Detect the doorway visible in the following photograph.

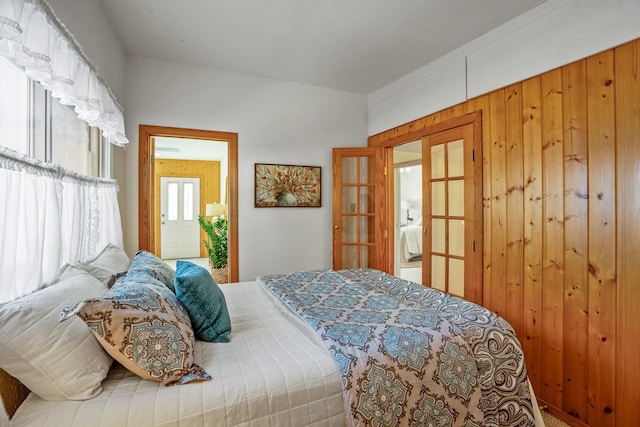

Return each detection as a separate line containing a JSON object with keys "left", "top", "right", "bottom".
{"left": 393, "top": 140, "right": 423, "bottom": 283}
{"left": 138, "top": 125, "right": 239, "bottom": 283}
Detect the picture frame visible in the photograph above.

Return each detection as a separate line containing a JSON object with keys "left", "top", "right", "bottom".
{"left": 254, "top": 163, "right": 321, "bottom": 207}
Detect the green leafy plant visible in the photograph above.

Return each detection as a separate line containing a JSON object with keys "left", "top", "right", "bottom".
{"left": 197, "top": 215, "right": 228, "bottom": 269}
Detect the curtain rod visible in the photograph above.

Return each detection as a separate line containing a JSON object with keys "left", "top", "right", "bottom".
{"left": 0, "top": 145, "right": 119, "bottom": 189}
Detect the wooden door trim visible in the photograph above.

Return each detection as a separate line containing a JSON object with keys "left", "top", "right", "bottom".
{"left": 369, "top": 112, "right": 481, "bottom": 148}
{"left": 138, "top": 124, "right": 239, "bottom": 282}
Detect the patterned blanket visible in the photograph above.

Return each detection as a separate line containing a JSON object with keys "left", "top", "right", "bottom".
{"left": 257, "top": 269, "right": 535, "bottom": 427}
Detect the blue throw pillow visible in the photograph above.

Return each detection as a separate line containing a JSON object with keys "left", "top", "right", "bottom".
{"left": 174, "top": 261, "right": 231, "bottom": 342}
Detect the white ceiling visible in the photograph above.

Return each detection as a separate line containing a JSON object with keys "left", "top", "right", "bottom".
{"left": 99, "top": 0, "right": 548, "bottom": 94}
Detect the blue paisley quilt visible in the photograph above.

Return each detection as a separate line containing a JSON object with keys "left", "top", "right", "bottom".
{"left": 257, "top": 269, "right": 536, "bottom": 427}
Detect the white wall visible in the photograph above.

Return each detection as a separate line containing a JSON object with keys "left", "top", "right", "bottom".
{"left": 368, "top": 0, "right": 640, "bottom": 135}
{"left": 124, "top": 56, "right": 368, "bottom": 280}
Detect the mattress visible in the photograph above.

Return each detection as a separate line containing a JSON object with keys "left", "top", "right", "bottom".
{"left": 10, "top": 282, "right": 345, "bottom": 427}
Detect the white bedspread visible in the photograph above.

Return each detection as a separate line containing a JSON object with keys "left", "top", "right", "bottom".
{"left": 10, "top": 282, "right": 345, "bottom": 427}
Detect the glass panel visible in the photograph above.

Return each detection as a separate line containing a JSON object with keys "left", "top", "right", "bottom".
{"left": 359, "top": 186, "right": 374, "bottom": 213}
{"left": 359, "top": 247, "right": 369, "bottom": 268}
{"left": 447, "top": 139, "right": 464, "bottom": 177}
{"left": 449, "top": 258, "right": 465, "bottom": 297}
{"left": 359, "top": 156, "right": 373, "bottom": 183}
{"left": 342, "top": 246, "right": 358, "bottom": 269}
{"left": 0, "top": 56, "right": 29, "bottom": 155}
{"left": 342, "top": 187, "right": 357, "bottom": 213}
{"left": 448, "top": 180, "right": 464, "bottom": 216}
{"left": 342, "top": 157, "right": 357, "bottom": 183}
{"left": 52, "top": 99, "right": 91, "bottom": 175}
{"left": 432, "top": 256, "right": 446, "bottom": 291}
{"left": 359, "top": 217, "right": 374, "bottom": 243}
{"left": 167, "top": 183, "right": 178, "bottom": 221}
{"left": 449, "top": 219, "right": 465, "bottom": 257}
{"left": 431, "top": 144, "right": 445, "bottom": 179}
{"left": 30, "top": 82, "right": 46, "bottom": 161}
{"left": 342, "top": 216, "right": 357, "bottom": 243}
{"left": 183, "top": 183, "right": 194, "bottom": 220}
{"left": 432, "top": 218, "right": 446, "bottom": 253}
{"left": 432, "top": 181, "right": 445, "bottom": 216}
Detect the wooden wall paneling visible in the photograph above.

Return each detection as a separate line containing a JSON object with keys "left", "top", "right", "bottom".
{"left": 586, "top": 50, "right": 617, "bottom": 426}
{"left": 521, "top": 76, "right": 544, "bottom": 394}
{"left": 471, "top": 95, "right": 493, "bottom": 313}
{"left": 505, "top": 83, "right": 525, "bottom": 336}
{"left": 614, "top": 39, "right": 640, "bottom": 427}
{"left": 561, "top": 59, "right": 589, "bottom": 422}
{"left": 368, "top": 38, "right": 640, "bottom": 425}
{"left": 488, "top": 89, "right": 507, "bottom": 317}
{"left": 540, "top": 69, "right": 565, "bottom": 408}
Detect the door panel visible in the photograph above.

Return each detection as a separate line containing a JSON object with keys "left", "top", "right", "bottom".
{"left": 160, "top": 177, "right": 201, "bottom": 259}
{"left": 332, "top": 147, "right": 384, "bottom": 270}
{"left": 422, "top": 124, "right": 481, "bottom": 302}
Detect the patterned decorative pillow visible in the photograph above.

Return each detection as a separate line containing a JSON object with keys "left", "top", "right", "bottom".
{"left": 60, "top": 270, "right": 211, "bottom": 385}
{"left": 128, "top": 250, "right": 176, "bottom": 292}
{"left": 175, "top": 261, "right": 231, "bottom": 342}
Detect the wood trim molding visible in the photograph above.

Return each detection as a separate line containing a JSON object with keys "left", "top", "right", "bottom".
{"left": 368, "top": 111, "right": 481, "bottom": 148}
{"left": 138, "top": 125, "right": 239, "bottom": 282}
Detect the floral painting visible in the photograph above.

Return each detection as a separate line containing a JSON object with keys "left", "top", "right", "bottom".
{"left": 255, "top": 163, "right": 321, "bottom": 207}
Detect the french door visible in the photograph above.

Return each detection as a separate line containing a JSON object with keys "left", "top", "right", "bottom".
{"left": 332, "top": 147, "right": 384, "bottom": 270}
{"left": 422, "top": 124, "right": 482, "bottom": 303}
{"left": 332, "top": 115, "right": 482, "bottom": 304}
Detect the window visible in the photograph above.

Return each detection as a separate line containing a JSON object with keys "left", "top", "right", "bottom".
{"left": 0, "top": 56, "right": 29, "bottom": 155}
{"left": 0, "top": 56, "right": 107, "bottom": 177}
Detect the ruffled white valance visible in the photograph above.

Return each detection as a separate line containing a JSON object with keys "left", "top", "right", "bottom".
{"left": 0, "top": 0, "right": 128, "bottom": 146}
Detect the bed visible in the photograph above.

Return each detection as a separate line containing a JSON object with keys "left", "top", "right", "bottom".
{"left": 1, "top": 248, "right": 544, "bottom": 426}
{"left": 399, "top": 225, "right": 423, "bottom": 263}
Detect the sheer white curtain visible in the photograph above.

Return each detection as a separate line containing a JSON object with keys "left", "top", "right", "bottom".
{"left": 0, "top": 0, "right": 128, "bottom": 146}
{"left": 0, "top": 146, "right": 123, "bottom": 302}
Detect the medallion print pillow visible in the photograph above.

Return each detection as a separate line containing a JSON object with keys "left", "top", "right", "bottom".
{"left": 60, "top": 270, "right": 211, "bottom": 385}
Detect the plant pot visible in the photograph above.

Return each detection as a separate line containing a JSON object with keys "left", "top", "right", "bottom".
{"left": 211, "top": 266, "right": 228, "bottom": 284}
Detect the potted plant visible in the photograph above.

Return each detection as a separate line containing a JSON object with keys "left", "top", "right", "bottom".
{"left": 197, "top": 215, "right": 228, "bottom": 283}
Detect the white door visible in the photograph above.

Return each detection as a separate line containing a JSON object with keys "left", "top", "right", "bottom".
{"left": 160, "top": 177, "right": 201, "bottom": 259}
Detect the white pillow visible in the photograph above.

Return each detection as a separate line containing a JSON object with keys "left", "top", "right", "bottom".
{"left": 72, "top": 244, "right": 131, "bottom": 287}
{"left": 0, "top": 266, "right": 113, "bottom": 400}
{"left": 80, "top": 244, "right": 130, "bottom": 274}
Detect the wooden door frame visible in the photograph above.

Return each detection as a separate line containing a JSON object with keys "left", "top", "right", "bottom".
{"left": 370, "top": 111, "right": 483, "bottom": 304}
{"left": 138, "top": 124, "right": 239, "bottom": 283}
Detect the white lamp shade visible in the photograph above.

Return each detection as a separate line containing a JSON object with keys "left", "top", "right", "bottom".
{"left": 206, "top": 203, "right": 226, "bottom": 217}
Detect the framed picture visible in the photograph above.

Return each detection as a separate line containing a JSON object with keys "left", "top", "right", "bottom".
{"left": 255, "top": 163, "right": 321, "bottom": 207}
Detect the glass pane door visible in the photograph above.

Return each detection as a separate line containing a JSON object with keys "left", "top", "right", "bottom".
{"left": 332, "top": 147, "right": 382, "bottom": 270}
{"left": 423, "top": 126, "right": 476, "bottom": 299}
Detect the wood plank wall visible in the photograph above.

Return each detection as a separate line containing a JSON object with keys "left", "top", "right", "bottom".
{"left": 368, "top": 38, "right": 640, "bottom": 427}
